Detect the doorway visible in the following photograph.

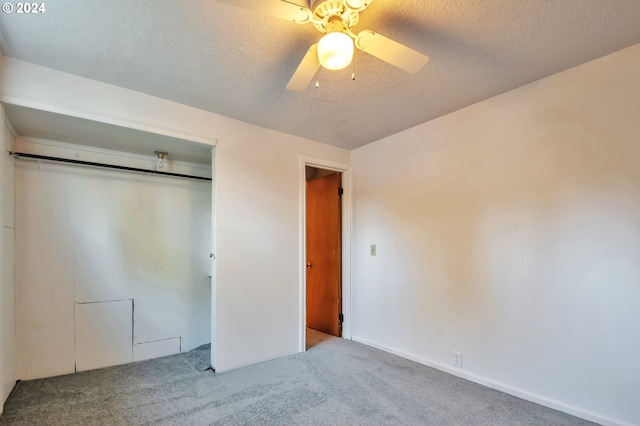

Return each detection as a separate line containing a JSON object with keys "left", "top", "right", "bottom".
{"left": 305, "top": 167, "right": 342, "bottom": 348}
{"left": 299, "top": 157, "right": 352, "bottom": 353}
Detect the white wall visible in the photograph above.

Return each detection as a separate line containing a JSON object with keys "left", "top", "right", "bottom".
{"left": 0, "top": 109, "right": 17, "bottom": 413}
{"left": 0, "top": 57, "right": 351, "bottom": 373}
{"left": 214, "top": 131, "right": 350, "bottom": 372}
{"left": 352, "top": 44, "right": 640, "bottom": 426}
{"left": 15, "top": 139, "right": 212, "bottom": 379}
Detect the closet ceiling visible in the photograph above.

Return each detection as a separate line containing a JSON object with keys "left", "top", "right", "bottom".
{"left": 4, "top": 105, "right": 213, "bottom": 165}
{"left": 1, "top": 1, "right": 640, "bottom": 149}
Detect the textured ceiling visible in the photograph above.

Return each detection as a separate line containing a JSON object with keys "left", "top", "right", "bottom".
{"left": 1, "top": 0, "right": 639, "bottom": 150}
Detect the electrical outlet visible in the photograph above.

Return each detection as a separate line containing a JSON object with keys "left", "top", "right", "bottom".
{"left": 370, "top": 244, "right": 377, "bottom": 256}
{"left": 453, "top": 351, "right": 462, "bottom": 368}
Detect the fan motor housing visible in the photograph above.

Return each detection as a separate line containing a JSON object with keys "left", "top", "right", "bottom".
{"left": 311, "top": 0, "right": 360, "bottom": 33}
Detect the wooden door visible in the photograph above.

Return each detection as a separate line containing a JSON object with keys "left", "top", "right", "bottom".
{"left": 306, "top": 172, "right": 342, "bottom": 337}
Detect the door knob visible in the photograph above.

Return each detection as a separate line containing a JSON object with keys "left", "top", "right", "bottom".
{"left": 306, "top": 263, "right": 312, "bottom": 269}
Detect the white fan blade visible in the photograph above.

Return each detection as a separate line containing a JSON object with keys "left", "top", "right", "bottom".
{"left": 355, "top": 30, "right": 429, "bottom": 73}
{"left": 215, "top": 0, "right": 312, "bottom": 23}
{"left": 287, "top": 44, "right": 320, "bottom": 91}
{"left": 344, "top": 0, "right": 374, "bottom": 12}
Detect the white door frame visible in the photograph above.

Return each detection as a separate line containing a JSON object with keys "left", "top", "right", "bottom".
{"left": 299, "top": 155, "right": 352, "bottom": 352}
{"left": 210, "top": 147, "right": 217, "bottom": 371}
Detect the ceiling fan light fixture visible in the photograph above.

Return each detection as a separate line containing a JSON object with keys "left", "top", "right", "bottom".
{"left": 317, "top": 31, "right": 354, "bottom": 70}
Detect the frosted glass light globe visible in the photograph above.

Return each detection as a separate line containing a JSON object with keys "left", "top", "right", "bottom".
{"left": 317, "top": 32, "right": 354, "bottom": 70}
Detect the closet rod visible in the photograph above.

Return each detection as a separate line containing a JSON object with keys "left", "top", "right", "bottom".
{"left": 8, "top": 151, "right": 212, "bottom": 182}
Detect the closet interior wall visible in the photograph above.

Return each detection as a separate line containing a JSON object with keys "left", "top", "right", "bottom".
{"left": 14, "top": 137, "right": 212, "bottom": 380}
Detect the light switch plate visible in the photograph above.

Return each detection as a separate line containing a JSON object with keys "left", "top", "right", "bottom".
{"left": 370, "top": 244, "right": 376, "bottom": 256}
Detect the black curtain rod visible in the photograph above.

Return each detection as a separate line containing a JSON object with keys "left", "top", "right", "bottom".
{"left": 9, "top": 152, "right": 212, "bottom": 182}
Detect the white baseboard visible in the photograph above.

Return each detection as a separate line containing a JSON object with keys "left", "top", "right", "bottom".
{"left": 352, "top": 335, "right": 632, "bottom": 426}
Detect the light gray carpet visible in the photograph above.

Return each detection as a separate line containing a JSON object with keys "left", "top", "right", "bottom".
{"left": 1, "top": 332, "right": 597, "bottom": 425}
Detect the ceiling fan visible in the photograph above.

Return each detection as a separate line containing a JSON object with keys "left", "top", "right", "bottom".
{"left": 215, "top": 0, "right": 429, "bottom": 91}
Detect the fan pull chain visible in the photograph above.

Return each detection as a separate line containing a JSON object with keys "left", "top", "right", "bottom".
{"left": 352, "top": 53, "right": 356, "bottom": 81}
{"left": 315, "top": 54, "right": 320, "bottom": 89}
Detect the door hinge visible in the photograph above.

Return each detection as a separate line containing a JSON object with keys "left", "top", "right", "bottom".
{"left": 338, "top": 187, "right": 344, "bottom": 197}
{"left": 339, "top": 313, "right": 344, "bottom": 323}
